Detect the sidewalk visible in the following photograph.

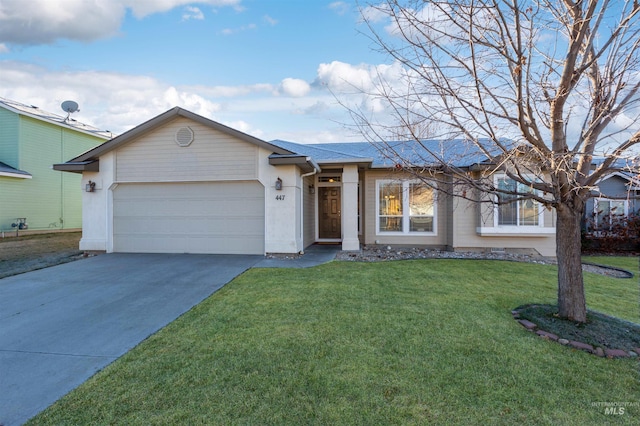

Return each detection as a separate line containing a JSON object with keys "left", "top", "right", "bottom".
{"left": 254, "top": 244, "right": 341, "bottom": 268}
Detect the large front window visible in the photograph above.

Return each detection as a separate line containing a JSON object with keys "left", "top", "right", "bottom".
{"left": 496, "top": 176, "right": 540, "bottom": 226}
{"left": 377, "top": 180, "right": 435, "bottom": 234}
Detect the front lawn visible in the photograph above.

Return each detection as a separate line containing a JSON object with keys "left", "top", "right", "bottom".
{"left": 32, "top": 260, "right": 639, "bottom": 424}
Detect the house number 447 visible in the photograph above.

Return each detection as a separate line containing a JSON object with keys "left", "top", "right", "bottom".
{"left": 276, "top": 195, "right": 285, "bottom": 200}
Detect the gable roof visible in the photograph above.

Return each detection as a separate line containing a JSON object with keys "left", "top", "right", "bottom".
{"left": 0, "top": 97, "right": 112, "bottom": 139}
{"left": 52, "top": 105, "right": 511, "bottom": 174}
{"left": 54, "top": 107, "right": 299, "bottom": 173}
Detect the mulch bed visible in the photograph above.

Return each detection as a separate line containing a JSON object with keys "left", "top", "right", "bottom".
{"left": 513, "top": 304, "right": 640, "bottom": 358}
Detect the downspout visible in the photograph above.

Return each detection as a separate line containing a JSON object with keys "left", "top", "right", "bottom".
{"left": 299, "top": 158, "right": 318, "bottom": 254}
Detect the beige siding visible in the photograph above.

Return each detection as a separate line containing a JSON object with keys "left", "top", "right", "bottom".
{"left": 361, "top": 169, "right": 556, "bottom": 256}
{"left": 452, "top": 191, "right": 556, "bottom": 257}
{"left": 115, "top": 117, "right": 258, "bottom": 182}
{"left": 362, "top": 170, "right": 447, "bottom": 247}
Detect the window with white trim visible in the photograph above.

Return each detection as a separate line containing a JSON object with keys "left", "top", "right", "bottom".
{"left": 594, "top": 198, "right": 627, "bottom": 230}
{"left": 377, "top": 180, "right": 436, "bottom": 234}
{"left": 495, "top": 176, "right": 541, "bottom": 227}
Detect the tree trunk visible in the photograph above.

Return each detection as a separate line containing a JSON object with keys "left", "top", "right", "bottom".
{"left": 555, "top": 203, "right": 587, "bottom": 323}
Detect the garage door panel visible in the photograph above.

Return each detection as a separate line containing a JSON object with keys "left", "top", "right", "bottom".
{"left": 113, "top": 182, "right": 265, "bottom": 254}
{"left": 114, "top": 215, "right": 264, "bottom": 234}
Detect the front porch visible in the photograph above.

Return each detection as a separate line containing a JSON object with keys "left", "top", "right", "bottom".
{"left": 306, "top": 164, "right": 361, "bottom": 252}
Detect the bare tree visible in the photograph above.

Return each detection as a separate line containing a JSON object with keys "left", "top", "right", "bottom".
{"left": 351, "top": 0, "right": 640, "bottom": 322}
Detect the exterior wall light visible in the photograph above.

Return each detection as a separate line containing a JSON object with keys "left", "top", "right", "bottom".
{"left": 275, "top": 177, "right": 283, "bottom": 190}
{"left": 308, "top": 184, "right": 315, "bottom": 194}
{"left": 86, "top": 180, "right": 96, "bottom": 192}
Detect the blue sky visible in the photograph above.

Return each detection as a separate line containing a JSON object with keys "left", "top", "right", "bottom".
{"left": 0, "top": 0, "right": 390, "bottom": 142}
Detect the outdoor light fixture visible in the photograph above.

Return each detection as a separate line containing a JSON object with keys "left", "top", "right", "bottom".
{"left": 308, "top": 184, "right": 315, "bottom": 194}
{"left": 275, "top": 177, "right": 283, "bottom": 190}
{"left": 85, "top": 180, "right": 96, "bottom": 192}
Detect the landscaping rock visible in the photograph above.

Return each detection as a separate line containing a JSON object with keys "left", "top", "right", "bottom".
{"left": 558, "top": 338, "right": 569, "bottom": 345}
{"left": 629, "top": 351, "right": 638, "bottom": 357}
{"left": 335, "top": 247, "right": 633, "bottom": 277}
{"left": 569, "top": 340, "right": 594, "bottom": 352}
{"left": 536, "top": 330, "right": 558, "bottom": 341}
{"left": 518, "top": 319, "right": 537, "bottom": 330}
{"left": 605, "top": 348, "right": 629, "bottom": 358}
{"left": 595, "top": 347, "right": 605, "bottom": 357}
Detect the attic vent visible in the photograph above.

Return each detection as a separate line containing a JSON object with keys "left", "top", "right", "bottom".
{"left": 175, "top": 126, "right": 194, "bottom": 147}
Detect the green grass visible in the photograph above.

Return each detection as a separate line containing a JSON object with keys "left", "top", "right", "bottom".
{"left": 32, "top": 260, "right": 640, "bottom": 425}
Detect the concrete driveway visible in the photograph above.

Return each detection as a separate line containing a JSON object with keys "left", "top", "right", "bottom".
{"left": 0, "top": 253, "right": 261, "bottom": 426}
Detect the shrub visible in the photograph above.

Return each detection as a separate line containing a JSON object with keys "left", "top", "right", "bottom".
{"left": 582, "top": 210, "right": 640, "bottom": 253}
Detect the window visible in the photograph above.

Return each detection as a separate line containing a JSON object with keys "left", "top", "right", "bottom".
{"left": 594, "top": 199, "right": 627, "bottom": 230}
{"left": 496, "top": 176, "right": 541, "bottom": 227}
{"left": 377, "top": 180, "right": 436, "bottom": 234}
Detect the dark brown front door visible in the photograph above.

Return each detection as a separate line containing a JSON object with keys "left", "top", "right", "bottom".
{"left": 319, "top": 187, "right": 341, "bottom": 239}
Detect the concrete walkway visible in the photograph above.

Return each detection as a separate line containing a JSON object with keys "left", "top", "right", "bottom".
{"left": 254, "top": 244, "right": 341, "bottom": 268}
{"left": 0, "top": 247, "right": 339, "bottom": 425}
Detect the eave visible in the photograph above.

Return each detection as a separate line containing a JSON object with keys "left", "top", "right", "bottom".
{"left": 0, "top": 161, "right": 32, "bottom": 179}
{"left": 0, "top": 171, "right": 32, "bottom": 179}
{"left": 317, "top": 158, "right": 373, "bottom": 168}
{"left": 269, "top": 154, "right": 320, "bottom": 174}
{"left": 53, "top": 160, "right": 99, "bottom": 173}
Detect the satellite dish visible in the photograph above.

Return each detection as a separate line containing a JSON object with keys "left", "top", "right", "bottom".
{"left": 61, "top": 100, "right": 79, "bottom": 114}
{"left": 61, "top": 100, "right": 80, "bottom": 122}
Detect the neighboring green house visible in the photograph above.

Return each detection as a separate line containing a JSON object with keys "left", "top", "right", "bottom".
{"left": 0, "top": 97, "right": 111, "bottom": 235}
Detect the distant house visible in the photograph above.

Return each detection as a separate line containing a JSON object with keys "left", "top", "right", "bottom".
{"left": 55, "top": 107, "right": 558, "bottom": 256}
{"left": 0, "top": 97, "right": 111, "bottom": 235}
{"left": 583, "top": 168, "right": 640, "bottom": 237}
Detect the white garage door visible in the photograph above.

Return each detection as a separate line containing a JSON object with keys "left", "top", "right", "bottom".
{"left": 113, "top": 181, "right": 264, "bottom": 254}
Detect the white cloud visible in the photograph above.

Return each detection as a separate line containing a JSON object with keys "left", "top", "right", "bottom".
{"left": 329, "top": 2, "right": 350, "bottom": 16}
{"left": 0, "top": 61, "right": 222, "bottom": 134}
{"left": 0, "top": 43, "right": 8, "bottom": 53}
{"left": 125, "top": 0, "right": 242, "bottom": 19}
{"left": 0, "top": 0, "right": 125, "bottom": 45}
{"left": 359, "top": 4, "right": 390, "bottom": 24}
{"left": 280, "top": 78, "right": 311, "bottom": 97}
{"left": 0, "top": 0, "right": 242, "bottom": 45}
{"left": 221, "top": 23, "right": 257, "bottom": 35}
{"left": 0, "top": 58, "right": 385, "bottom": 143}
{"left": 263, "top": 15, "right": 278, "bottom": 26}
{"left": 182, "top": 6, "right": 205, "bottom": 21}
{"left": 316, "top": 60, "right": 405, "bottom": 94}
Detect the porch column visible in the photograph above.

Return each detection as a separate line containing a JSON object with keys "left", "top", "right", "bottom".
{"left": 342, "top": 164, "right": 360, "bottom": 251}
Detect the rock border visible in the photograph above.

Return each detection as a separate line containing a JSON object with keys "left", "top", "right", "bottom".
{"left": 511, "top": 308, "right": 640, "bottom": 359}
{"left": 335, "top": 247, "right": 634, "bottom": 278}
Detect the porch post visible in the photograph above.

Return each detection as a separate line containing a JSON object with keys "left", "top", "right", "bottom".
{"left": 341, "top": 165, "right": 360, "bottom": 251}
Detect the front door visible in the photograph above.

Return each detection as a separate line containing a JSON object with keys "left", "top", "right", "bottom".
{"left": 319, "top": 186, "right": 341, "bottom": 239}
